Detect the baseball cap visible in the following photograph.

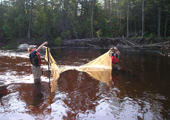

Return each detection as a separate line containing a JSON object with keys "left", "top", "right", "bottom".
{"left": 27, "top": 45, "right": 37, "bottom": 52}
{"left": 114, "top": 47, "right": 117, "bottom": 50}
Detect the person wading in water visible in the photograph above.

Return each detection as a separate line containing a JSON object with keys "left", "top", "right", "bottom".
{"left": 110, "top": 47, "right": 121, "bottom": 70}
{"left": 28, "top": 41, "right": 48, "bottom": 84}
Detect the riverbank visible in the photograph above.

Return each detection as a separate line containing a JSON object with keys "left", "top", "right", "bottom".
{"left": 1, "top": 37, "right": 170, "bottom": 50}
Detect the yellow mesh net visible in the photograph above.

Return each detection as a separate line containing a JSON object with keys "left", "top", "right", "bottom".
{"left": 78, "top": 49, "right": 112, "bottom": 70}
{"left": 45, "top": 48, "right": 112, "bottom": 86}
{"left": 45, "top": 48, "right": 113, "bottom": 104}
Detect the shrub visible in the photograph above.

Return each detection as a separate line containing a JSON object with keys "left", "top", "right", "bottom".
{"left": 96, "top": 29, "right": 103, "bottom": 38}
{"left": 55, "top": 37, "right": 62, "bottom": 45}
{"left": 61, "top": 30, "right": 71, "bottom": 39}
{"left": 149, "top": 33, "right": 154, "bottom": 39}
{"left": 1, "top": 39, "right": 19, "bottom": 50}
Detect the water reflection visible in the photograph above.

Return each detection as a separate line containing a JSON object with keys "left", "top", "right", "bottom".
{"left": 48, "top": 68, "right": 113, "bottom": 102}
{"left": 57, "top": 70, "right": 101, "bottom": 118}
{"left": 46, "top": 70, "right": 59, "bottom": 104}
{"left": 111, "top": 70, "right": 119, "bottom": 88}
{"left": 29, "top": 82, "right": 43, "bottom": 109}
{"left": 0, "top": 48, "right": 170, "bottom": 119}
{"left": 47, "top": 67, "right": 141, "bottom": 119}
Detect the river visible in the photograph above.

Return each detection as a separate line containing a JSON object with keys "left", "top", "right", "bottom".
{"left": 0, "top": 48, "right": 170, "bottom": 120}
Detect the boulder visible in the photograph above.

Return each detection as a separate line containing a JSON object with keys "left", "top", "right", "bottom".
{"left": 18, "top": 44, "right": 29, "bottom": 51}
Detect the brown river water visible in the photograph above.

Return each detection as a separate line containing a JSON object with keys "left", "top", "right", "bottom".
{"left": 0, "top": 48, "right": 170, "bottom": 120}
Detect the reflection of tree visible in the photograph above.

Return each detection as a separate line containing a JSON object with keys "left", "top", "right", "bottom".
{"left": 45, "top": 68, "right": 115, "bottom": 119}
{"left": 137, "top": 100, "right": 148, "bottom": 120}
{"left": 45, "top": 48, "right": 113, "bottom": 106}
{"left": 45, "top": 48, "right": 170, "bottom": 119}
{"left": 47, "top": 67, "right": 113, "bottom": 103}
{"left": 57, "top": 70, "right": 100, "bottom": 117}
{"left": 8, "top": 82, "right": 51, "bottom": 114}
{"left": 0, "top": 87, "right": 9, "bottom": 109}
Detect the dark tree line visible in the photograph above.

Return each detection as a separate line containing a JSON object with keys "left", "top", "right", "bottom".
{"left": 0, "top": 0, "right": 170, "bottom": 42}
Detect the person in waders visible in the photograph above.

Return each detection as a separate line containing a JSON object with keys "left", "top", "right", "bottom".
{"left": 28, "top": 42, "right": 48, "bottom": 84}
{"left": 110, "top": 47, "right": 121, "bottom": 70}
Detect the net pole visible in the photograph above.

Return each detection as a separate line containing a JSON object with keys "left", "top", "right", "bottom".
{"left": 47, "top": 47, "right": 51, "bottom": 104}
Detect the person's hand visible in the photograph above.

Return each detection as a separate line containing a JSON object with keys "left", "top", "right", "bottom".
{"left": 43, "top": 46, "right": 47, "bottom": 49}
{"left": 44, "top": 41, "right": 48, "bottom": 45}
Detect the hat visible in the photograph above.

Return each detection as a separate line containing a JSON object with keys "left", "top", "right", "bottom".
{"left": 27, "top": 45, "right": 37, "bottom": 52}
{"left": 114, "top": 47, "right": 117, "bottom": 50}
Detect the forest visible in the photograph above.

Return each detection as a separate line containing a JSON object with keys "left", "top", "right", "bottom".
{"left": 0, "top": 0, "right": 170, "bottom": 47}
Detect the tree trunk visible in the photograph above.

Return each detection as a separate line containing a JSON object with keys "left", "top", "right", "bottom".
{"left": 84, "top": 0, "right": 88, "bottom": 21}
{"left": 127, "top": 2, "right": 129, "bottom": 38}
{"left": 164, "top": 12, "right": 168, "bottom": 37}
{"left": 27, "top": 0, "right": 33, "bottom": 39}
{"left": 142, "top": 0, "right": 144, "bottom": 37}
{"left": 44, "top": 21, "right": 46, "bottom": 41}
{"left": 109, "top": 0, "right": 110, "bottom": 16}
{"left": 91, "top": 0, "right": 94, "bottom": 38}
{"left": 109, "top": 0, "right": 112, "bottom": 37}
{"left": 44, "top": 0, "right": 47, "bottom": 41}
{"left": 69, "top": 13, "right": 78, "bottom": 39}
{"left": 21, "top": 0, "right": 26, "bottom": 37}
{"left": 135, "top": 15, "right": 136, "bottom": 34}
{"left": 120, "top": 12, "right": 121, "bottom": 28}
{"left": 80, "top": 0, "right": 83, "bottom": 17}
{"left": 74, "top": 0, "right": 80, "bottom": 20}
{"left": 117, "top": 0, "right": 119, "bottom": 27}
{"left": 158, "top": 1, "right": 161, "bottom": 38}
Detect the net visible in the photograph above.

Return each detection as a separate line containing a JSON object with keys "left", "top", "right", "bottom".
{"left": 45, "top": 48, "right": 113, "bottom": 85}
{"left": 78, "top": 49, "right": 112, "bottom": 70}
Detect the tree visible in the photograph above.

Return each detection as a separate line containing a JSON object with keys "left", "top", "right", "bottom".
{"left": 0, "top": 0, "right": 170, "bottom": 41}
{"left": 142, "top": 0, "right": 144, "bottom": 37}
{"left": 27, "top": 0, "right": 33, "bottom": 40}
{"left": 157, "top": 0, "right": 161, "bottom": 38}
{"left": 0, "top": 2, "right": 4, "bottom": 37}
{"left": 117, "top": 0, "right": 119, "bottom": 27}
{"left": 91, "top": 0, "right": 94, "bottom": 38}
{"left": 127, "top": 1, "right": 129, "bottom": 38}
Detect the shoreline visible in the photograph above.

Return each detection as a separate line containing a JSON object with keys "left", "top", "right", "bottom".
{"left": 0, "top": 37, "right": 169, "bottom": 51}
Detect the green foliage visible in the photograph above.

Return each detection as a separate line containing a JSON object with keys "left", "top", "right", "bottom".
{"left": 144, "top": 31, "right": 150, "bottom": 37}
{"left": 149, "top": 33, "right": 155, "bottom": 39}
{"left": 61, "top": 30, "right": 71, "bottom": 39}
{"left": 144, "top": 31, "right": 155, "bottom": 39}
{"left": 0, "top": 0, "right": 170, "bottom": 45}
{"left": 96, "top": 29, "right": 103, "bottom": 38}
{"left": 1, "top": 39, "right": 19, "bottom": 50}
{"left": 55, "top": 37, "right": 62, "bottom": 45}
{"left": 80, "top": 41, "right": 84, "bottom": 45}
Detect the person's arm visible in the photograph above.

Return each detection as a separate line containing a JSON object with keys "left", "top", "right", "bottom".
{"left": 117, "top": 51, "right": 121, "bottom": 56}
{"left": 36, "top": 42, "right": 48, "bottom": 52}
{"left": 110, "top": 48, "right": 113, "bottom": 57}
